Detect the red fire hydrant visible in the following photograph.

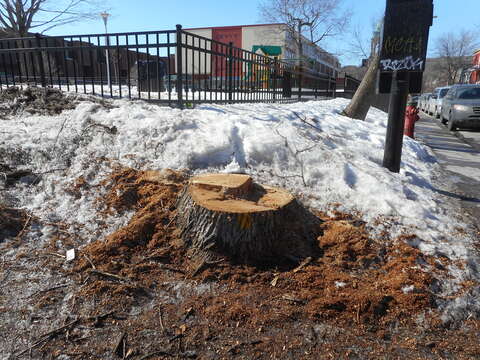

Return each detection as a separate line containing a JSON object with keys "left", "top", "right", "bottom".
{"left": 404, "top": 103, "right": 420, "bottom": 139}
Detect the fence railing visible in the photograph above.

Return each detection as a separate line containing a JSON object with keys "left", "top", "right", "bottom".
{"left": 0, "top": 25, "right": 337, "bottom": 108}
{"left": 336, "top": 74, "right": 361, "bottom": 98}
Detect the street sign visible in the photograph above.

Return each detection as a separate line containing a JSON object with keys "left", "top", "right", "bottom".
{"left": 378, "top": 0, "right": 434, "bottom": 93}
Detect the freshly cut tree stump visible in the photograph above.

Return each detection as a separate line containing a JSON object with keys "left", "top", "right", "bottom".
{"left": 176, "top": 173, "right": 321, "bottom": 263}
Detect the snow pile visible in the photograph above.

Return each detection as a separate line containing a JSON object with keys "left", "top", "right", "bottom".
{"left": 1, "top": 96, "right": 479, "bottom": 322}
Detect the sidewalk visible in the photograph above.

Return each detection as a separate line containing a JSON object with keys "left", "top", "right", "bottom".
{"left": 414, "top": 115, "right": 480, "bottom": 219}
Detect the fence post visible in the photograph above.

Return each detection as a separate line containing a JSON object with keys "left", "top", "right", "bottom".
{"left": 298, "top": 65, "right": 302, "bottom": 101}
{"left": 35, "top": 33, "right": 46, "bottom": 88}
{"left": 333, "top": 76, "right": 337, "bottom": 98}
{"left": 273, "top": 58, "right": 278, "bottom": 101}
{"left": 176, "top": 24, "right": 184, "bottom": 109}
{"left": 228, "top": 42, "right": 233, "bottom": 104}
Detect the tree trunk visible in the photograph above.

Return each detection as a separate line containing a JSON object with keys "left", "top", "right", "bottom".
{"left": 342, "top": 53, "right": 380, "bottom": 121}
{"left": 175, "top": 174, "right": 321, "bottom": 264}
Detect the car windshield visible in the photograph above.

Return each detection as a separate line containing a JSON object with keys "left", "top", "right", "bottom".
{"left": 457, "top": 87, "right": 480, "bottom": 100}
{"left": 439, "top": 88, "right": 449, "bottom": 98}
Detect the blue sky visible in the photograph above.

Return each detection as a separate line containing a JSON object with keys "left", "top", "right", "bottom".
{"left": 46, "top": 0, "right": 480, "bottom": 66}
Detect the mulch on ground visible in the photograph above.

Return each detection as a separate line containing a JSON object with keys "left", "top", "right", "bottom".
{"left": 2, "top": 167, "right": 479, "bottom": 359}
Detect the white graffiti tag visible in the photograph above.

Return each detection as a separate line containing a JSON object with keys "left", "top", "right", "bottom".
{"left": 380, "top": 56, "right": 424, "bottom": 71}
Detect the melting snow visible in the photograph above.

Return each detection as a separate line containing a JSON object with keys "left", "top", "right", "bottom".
{"left": 0, "top": 96, "right": 479, "bottom": 322}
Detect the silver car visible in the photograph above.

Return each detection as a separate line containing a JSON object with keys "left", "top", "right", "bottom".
{"left": 429, "top": 86, "right": 451, "bottom": 118}
{"left": 420, "top": 93, "right": 431, "bottom": 112}
{"left": 441, "top": 84, "right": 480, "bottom": 131}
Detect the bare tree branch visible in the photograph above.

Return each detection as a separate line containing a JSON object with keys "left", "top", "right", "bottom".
{"left": 259, "top": 0, "right": 350, "bottom": 61}
{"left": 434, "top": 29, "right": 479, "bottom": 85}
{"left": 0, "top": 0, "right": 105, "bottom": 37}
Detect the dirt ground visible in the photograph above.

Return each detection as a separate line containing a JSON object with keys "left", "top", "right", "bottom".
{"left": 1, "top": 168, "right": 480, "bottom": 359}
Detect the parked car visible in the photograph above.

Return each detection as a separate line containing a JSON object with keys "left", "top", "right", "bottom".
{"left": 408, "top": 94, "right": 420, "bottom": 107}
{"left": 426, "top": 92, "right": 437, "bottom": 115}
{"left": 419, "top": 93, "right": 431, "bottom": 112}
{"left": 429, "top": 86, "right": 451, "bottom": 118}
{"left": 426, "top": 89, "right": 438, "bottom": 115}
{"left": 418, "top": 94, "right": 424, "bottom": 111}
{"left": 441, "top": 84, "right": 480, "bottom": 131}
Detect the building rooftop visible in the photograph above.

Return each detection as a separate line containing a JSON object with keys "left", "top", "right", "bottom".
{"left": 184, "top": 23, "right": 285, "bottom": 31}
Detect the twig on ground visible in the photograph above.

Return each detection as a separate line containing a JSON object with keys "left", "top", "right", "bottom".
{"left": 89, "top": 310, "right": 116, "bottom": 326}
{"left": 88, "top": 269, "right": 130, "bottom": 283}
{"left": 274, "top": 129, "right": 309, "bottom": 187}
{"left": 292, "top": 111, "right": 323, "bottom": 132}
{"left": 159, "top": 309, "right": 165, "bottom": 332}
{"left": 280, "top": 294, "right": 307, "bottom": 305}
{"left": 83, "top": 254, "right": 96, "bottom": 269}
{"left": 52, "top": 117, "right": 71, "bottom": 154}
{"left": 15, "top": 319, "right": 79, "bottom": 357}
{"left": 36, "top": 167, "right": 68, "bottom": 175}
{"left": 81, "top": 123, "right": 117, "bottom": 137}
{"left": 27, "top": 284, "right": 69, "bottom": 299}
{"left": 166, "top": 216, "right": 176, "bottom": 228}
{"left": 139, "top": 350, "right": 173, "bottom": 360}
{"left": 293, "top": 257, "right": 313, "bottom": 273}
{"left": 168, "top": 334, "right": 183, "bottom": 343}
{"left": 15, "top": 214, "right": 32, "bottom": 240}
{"left": 44, "top": 252, "right": 66, "bottom": 259}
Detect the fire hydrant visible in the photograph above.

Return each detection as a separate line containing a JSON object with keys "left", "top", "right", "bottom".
{"left": 404, "top": 102, "right": 420, "bottom": 139}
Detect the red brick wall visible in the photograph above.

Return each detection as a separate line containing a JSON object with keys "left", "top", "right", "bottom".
{"left": 474, "top": 53, "right": 480, "bottom": 66}
{"left": 470, "top": 51, "right": 480, "bottom": 84}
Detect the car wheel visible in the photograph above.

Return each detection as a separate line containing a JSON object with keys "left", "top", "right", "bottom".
{"left": 447, "top": 114, "right": 456, "bottom": 131}
{"left": 441, "top": 112, "right": 447, "bottom": 124}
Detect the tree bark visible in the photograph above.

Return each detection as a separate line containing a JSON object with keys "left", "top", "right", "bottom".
{"left": 175, "top": 174, "right": 321, "bottom": 264}
{"left": 342, "top": 53, "right": 380, "bottom": 121}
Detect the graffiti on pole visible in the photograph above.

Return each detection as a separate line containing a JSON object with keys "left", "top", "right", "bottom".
{"left": 379, "top": 56, "right": 424, "bottom": 71}
{"left": 378, "top": 0, "right": 433, "bottom": 93}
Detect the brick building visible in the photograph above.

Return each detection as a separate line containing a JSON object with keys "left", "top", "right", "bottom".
{"left": 470, "top": 49, "right": 480, "bottom": 84}
{"left": 182, "top": 23, "right": 340, "bottom": 78}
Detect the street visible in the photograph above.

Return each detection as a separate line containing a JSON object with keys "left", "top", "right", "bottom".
{"left": 415, "top": 111, "right": 480, "bottom": 219}
{"left": 455, "top": 128, "right": 480, "bottom": 153}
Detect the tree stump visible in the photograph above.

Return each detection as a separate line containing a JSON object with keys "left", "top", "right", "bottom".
{"left": 176, "top": 173, "right": 321, "bottom": 263}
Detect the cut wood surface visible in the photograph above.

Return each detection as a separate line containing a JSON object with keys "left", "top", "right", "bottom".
{"left": 176, "top": 173, "right": 321, "bottom": 263}
{"left": 189, "top": 173, "right": 294, "bottom": 213}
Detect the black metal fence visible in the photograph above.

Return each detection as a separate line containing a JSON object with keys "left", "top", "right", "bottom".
{"left": 0, "top": 25, "right": 337, "bottom": 108}
{"left": 336, "top": 74, "right": 361, "bottom": 99}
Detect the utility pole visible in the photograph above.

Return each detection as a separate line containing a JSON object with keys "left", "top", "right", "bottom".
{"left": 379, "top": 0, "right": 433, "bottom": 173}
{"left": 100, "top": 12, "right": 111, "bottom": 88}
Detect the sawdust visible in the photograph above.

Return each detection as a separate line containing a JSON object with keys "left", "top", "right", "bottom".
{"left": 74, "top": 168, "right": 438, "bottom": 328}
{"left": 2, "top": 167, "right": 478, "bottom": 359}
